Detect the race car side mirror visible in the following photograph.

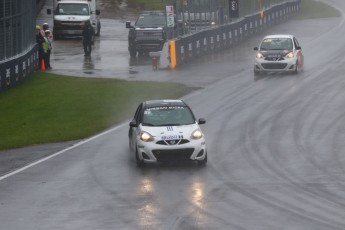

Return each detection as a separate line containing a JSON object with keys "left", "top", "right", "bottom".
{"left": 129, "top": 121, "right": 138, "bottom": 127}
{"left": 254, "top": 47, "right": 258, "bottom": 51}
{"left": 296, "top": 46, "right": 301, "bottom": 50}
{"left": 198, "top": 118, "right": 206, "bottom": 125}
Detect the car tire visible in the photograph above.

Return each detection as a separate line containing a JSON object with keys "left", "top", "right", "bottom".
{"left": 135, "top": 148, "right": 144, "bottom": 167}
{"left": 96, "top": 22, "right": 101, "bottom": 36}
{"left": 293, "top": 61, "right": 298, "bottom": 74}
{"left": 197, "top": 152, "right": 207, "bottom": 166}
{"left": 254, "top": 69, "right": 262, "bottom": 80}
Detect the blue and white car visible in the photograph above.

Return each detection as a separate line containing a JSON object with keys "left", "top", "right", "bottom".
{"left": 254, "top": 34, "right": 304, "bottom": 75}
{"left": 128, "top": 99, "right": 207, "bottom": 167}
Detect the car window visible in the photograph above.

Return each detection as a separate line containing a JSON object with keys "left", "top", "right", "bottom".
{"left": 260, "top": 38, "right": 293, "bottom": 50}
{"left": 134, "top": 104, "right": 143, "bottom": 124}
{"left": 142, "top": 106, "right": 195, "bottom": 126}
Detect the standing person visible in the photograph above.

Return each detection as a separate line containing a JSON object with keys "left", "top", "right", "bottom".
{"left": 42, "top": 22, "right": 54, "bottom": 42}
{"left": 44, "top": 30, "right": 53, "bottom": 69}
{"left": 41, "top": 32, "right": 50, "bottom": 70}
{"left": 36, "top": 25, "right": 45, "bottom": 70}
{"left": 82, "top": 20, "right": 95, "bottom": 56}
{"left": 42, "top": 22, "right": 49, "bottom": 32}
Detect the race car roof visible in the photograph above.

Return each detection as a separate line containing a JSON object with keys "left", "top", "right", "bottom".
{"left": 263, "top": 34, "right": 294, "bottom": 39}
{"left": 143, "top": 100, "right": 187, "bottom": 108}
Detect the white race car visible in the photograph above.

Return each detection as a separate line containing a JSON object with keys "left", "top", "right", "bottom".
{"left": 254, "top": 34, "right": 304, "bottom": 75}
{"left": 128, "top": 99, "right": 207, "bottom": 167}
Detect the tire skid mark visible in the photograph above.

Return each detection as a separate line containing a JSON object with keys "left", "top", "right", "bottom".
{"left": 209, "top": 75, "right": 345, "bottom": 228}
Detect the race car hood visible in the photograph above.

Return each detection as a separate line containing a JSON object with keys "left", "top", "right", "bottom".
{"left": 141, "top": 124, "right": 199, "bottom": 140}
{"left": 260, "top": 50, "right": 292, "bottom": 58}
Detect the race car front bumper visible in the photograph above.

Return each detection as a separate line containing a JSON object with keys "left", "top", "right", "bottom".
{"left": 136, "top": 137, "right": 207, "bottom": 164}
{"left": 254, "top": 57, "right": 297, "bottom": 73}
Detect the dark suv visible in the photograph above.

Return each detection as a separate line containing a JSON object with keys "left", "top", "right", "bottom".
{"left": 126, "top": 11, "right": 167, "bottom": 58}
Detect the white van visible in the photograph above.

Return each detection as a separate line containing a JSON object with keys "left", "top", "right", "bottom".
{"left": 47, "top": 0, "right": 101, "bottom": 38}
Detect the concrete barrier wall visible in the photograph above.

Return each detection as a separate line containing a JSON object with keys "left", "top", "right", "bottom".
{"left": 0, "top": 46, "right": 39, "bottom": 93}
{"left": 0, "top": 0, "right": 40, "bottom": 93}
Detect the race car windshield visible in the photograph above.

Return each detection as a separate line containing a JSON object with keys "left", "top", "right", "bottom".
{"left": 260, "top": 38, "right": 293, "bottom": 50}
{"left": 135, "top": 15, "right": 166, "bottom": 27}
{"left": 142, "top": 107, "right": 195, "bottom": 126}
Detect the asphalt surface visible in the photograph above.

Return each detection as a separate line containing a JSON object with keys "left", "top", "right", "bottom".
{"left": 1, "top": 0, "right": 345, "bottom": 229}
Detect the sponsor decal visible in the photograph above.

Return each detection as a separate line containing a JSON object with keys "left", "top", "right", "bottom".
{"left": 166, "top": 126, "right": 173, "bottom": 131}
{"left": 229, "top": 0, "right": 239, "bottom": 18}
{"left": 15, "top": 65, "right": 19, "bottom": 82}
{"left": 23, "top": 61, "right": 27, "bottom": 78}
{"left": 6, "top": 68, "right": 11, "bottom": 86}
{"left": 147, "top": 106, "right": 185, "bottom": 111}
{"left": 161, "top": 134, "right": 183, "bottom": 140}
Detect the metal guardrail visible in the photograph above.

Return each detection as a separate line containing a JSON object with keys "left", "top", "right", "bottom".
{"left": 170, "top": 0, "right": 301, "bottom": 68}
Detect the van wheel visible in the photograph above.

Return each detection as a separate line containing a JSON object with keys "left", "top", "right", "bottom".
{"left": 96, "top": 23, "right": 101, "bottom": 36}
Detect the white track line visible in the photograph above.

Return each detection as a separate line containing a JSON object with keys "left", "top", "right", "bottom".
{"left": 0, "top": 122, "right": 128, "bottom": 181}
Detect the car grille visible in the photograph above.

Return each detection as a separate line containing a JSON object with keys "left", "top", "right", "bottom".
{"left": 262, "top": 63, "right": 287, "bottom": 69}
{"left": 60, "top": 21, "right": 83, "bottom": 28}
{"left": 136, "top": 30, "right": 163, "bottom": 40}
{"left": 156, "top": 139, "right": 190, "bottom": 145}
{"left": 265, "top": 57, "right": 284, "bottom": 61}
{"left": 152, "top": 148, "right": 194, "bottom": 162}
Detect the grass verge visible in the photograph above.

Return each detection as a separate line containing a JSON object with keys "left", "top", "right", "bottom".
{"left": 0, "top": 72, "right": 191, "bottom": 150}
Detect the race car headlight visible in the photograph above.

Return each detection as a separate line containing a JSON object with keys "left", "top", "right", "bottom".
{"left": 256, "top": 52, "right": 264, "bottom": 59}
{"left": 286, "top": 52, "right": 294, "bottom": 58}
{"left": 140, "top": 131, "right": 154, "bottom": 142}
{"left": 191, "top": 129, "right": 203, "bottom": 140}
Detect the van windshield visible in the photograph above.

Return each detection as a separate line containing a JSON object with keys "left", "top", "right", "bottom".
{"left": 56, "top": 3, "right": 90, "bottom": 15}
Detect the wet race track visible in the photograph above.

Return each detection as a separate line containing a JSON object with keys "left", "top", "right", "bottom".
{"left": 1, "top": 0, "right": 345, "bottom": 229}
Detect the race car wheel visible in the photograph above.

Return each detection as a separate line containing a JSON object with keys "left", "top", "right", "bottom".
{"left": 293, "top": 61, "right": 298, "bottom": 74}
{"left": 197, "top": 152, "right": 207, "bottom": 166}
{"left": 135, "top": 148, "right": 144, "bottom": 167}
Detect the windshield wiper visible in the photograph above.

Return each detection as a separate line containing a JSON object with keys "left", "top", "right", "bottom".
{"left": 142, "top": 123, "right": 154, "bottom": 126}
{"left": 159, "top": 124, "right": 181, "bottom": 126}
